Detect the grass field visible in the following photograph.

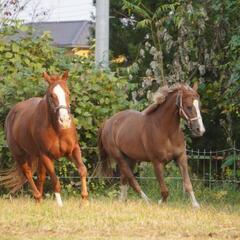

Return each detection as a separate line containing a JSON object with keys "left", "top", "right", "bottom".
{"left": 0, "top": 197, "right": 240, "bottom": 240}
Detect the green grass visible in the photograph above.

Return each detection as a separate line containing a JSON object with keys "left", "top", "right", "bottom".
{"left": 0, "top": 197, "right": 239, "bottom": 240}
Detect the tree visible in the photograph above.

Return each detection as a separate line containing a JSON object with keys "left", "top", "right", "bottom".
{"left": 110, "top": 0, "right": 240, "bottom": 149}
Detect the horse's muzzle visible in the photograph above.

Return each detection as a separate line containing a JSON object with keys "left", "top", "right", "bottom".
{"left": 191, "top": 127, "right": 205, "bottom": 137}
{"left": 59, "top": 116, "right": 71, "bottom": 129}
{"left": 189, "top": 120, "right": 205, "bottom": 137}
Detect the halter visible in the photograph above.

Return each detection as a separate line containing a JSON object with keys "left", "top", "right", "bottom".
{"left": 176, "top": 91, "right": 200, "bottom": 125}
{"left": 47, "top": 93, "right": 70, "bottom": 114}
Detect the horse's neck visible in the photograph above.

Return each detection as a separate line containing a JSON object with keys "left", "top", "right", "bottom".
{"left": 40, "top": 97, "right": 60, "bottom": 133}
{"left": 151, "top": 92, "right": 180, "bottom": 133}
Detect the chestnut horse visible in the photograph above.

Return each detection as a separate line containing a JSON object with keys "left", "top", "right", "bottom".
{"left": 1, "top": 71, "right": 88, "bottom": 206}
{"left": 98, "top": 83, "right": 205, "bottom": 208}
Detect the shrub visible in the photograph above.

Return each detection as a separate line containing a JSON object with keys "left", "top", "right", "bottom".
{"left": 0, "top": 23, "right": 132, "bottom": 183}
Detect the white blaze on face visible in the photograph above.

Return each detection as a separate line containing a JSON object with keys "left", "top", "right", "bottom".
{"left": 193, "top": 99, "right": 205, "bottom": 134}
{"left": 53, "top": 84, "right": 71, "bottom": 128}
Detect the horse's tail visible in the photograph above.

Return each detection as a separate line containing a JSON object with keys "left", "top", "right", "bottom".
{"left": 1, "top": 106, "right": 39, "bottom": 194}
{"left": 95, "top": 121, "right": 113, "bottom": 177}
{"left": 0, "top": 110, "right": 26, "bottom": 193}
{"left": 0, "top": 159, "right": 38, "bottom": 194}
{"left": 0, "top": 164, "right": 27, "bottom": 194}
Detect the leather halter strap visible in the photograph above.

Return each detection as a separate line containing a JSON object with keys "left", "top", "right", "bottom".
{"left": 55, "top": 105, "right": 70, "bottom": 112}
{"left": 47, "top": 93, "right": 70, "bottom": 113}
{"left": 176, "top": 91, "right": 200, "bottom": 124}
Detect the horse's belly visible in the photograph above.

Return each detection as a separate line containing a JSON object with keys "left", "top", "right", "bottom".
{"left": 156, "top": 147, "right": 184, "bottom": 163}
{"left": 116, "top": 129, "right": 147, "bottom": 161}
{"left": 120, "top": 145, "right": 148, "bottom": 162}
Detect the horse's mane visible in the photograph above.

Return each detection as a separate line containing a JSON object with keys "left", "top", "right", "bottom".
{"left": 142, "top": 83, "right": 193, "bottom": 115}
{"left": 152, "top": 83, "right": 193, "bottom": 104}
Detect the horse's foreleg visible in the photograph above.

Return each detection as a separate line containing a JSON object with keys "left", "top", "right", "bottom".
{"left": 36, "top": 161, "right": 46, "bottom": 202}
{"left": 69, "top": 145, "right": 88, "bottom": 201}
{"left": 177, "top": 153, "right": 200, "bottom": 208}
{"left": 20, "top": 161, "right": 41, "bottom": 200}
{"left": 41, "top": 155, "right": 63, "bottom": 207}
{"left": 153, "top": 161, "right": 169, "bottom": 203}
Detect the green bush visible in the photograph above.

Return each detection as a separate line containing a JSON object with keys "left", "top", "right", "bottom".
{"left": 0, "top": 23, "right": 132, "bottom": 183}
{"left": 57, "top": 64, "right": 131, "bottom": 178}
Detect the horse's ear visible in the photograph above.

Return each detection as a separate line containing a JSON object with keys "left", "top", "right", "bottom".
{"left": 142, "top": 103, "right": 159, "bottom": 115}
{"left": 62, "top": 71, "right": 68, "bottom": 81}
{"left": 192, "top": 82, "right": 198, "bottom": 91}
{"left": 43, "top": 72, "right": 52, "bottom": 84}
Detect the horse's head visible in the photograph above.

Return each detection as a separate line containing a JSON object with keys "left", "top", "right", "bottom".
{"left": 43, "top": 71, "right": 71, "bottom": 129}
{"left": 176, "top": 83, "right": 205, "bottom": 137}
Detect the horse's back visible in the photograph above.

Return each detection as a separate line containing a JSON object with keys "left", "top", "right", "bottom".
{"left": 6, "top": 97, "right": 41, "bottom": 127}
{"left": 103, "top": 109, "right": 143, "bottom": 134}
{"left": 5, "top": 97, "right": 42, "bottom": 156}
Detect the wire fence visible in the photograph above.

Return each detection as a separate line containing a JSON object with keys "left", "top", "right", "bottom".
{"left": 187, "top": 147, "right": 240, "bottom": 188}
{"left": 53, "top": 146, "right": 240, "bottom": 189}
{"left": 1, "top": 145, "right": 240, "bottom": 189}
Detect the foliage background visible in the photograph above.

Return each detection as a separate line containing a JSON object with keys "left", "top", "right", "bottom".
{"left": 110, "top": 0, "right": 240, "bottom": 150}
{"left": 0, "top": 23, "right": 132, "bottom": 181}
{"left": 1, "top": 0, "right": 240, "bottom": 195}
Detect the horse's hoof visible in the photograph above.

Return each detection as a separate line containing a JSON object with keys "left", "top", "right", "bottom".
{"left": 192, "top": 202, "right": 200, "bottom": 209}
{"left": 140, "top": 191, "right": 150, "bottom": 204}
{"left": 34, "top": 192, "right": 42, "bottom": 203}
{"left": 81, "top": 199, "right": 89, "bottom": 207}
{"left": 158, "top": 199, "right": 167, "bottom": 205}
{"left": 144, "top": 198, "right": 150, "bottom": 205}
{"left": 35, "top": 198, "right": 42, "bottom": 204}
{"left": 119, "top": 197, "right": 128, "bottom": 202}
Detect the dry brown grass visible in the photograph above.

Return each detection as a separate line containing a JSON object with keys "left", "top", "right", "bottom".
{"left": 0, "top": 197, "right": 239, "bottom": 240}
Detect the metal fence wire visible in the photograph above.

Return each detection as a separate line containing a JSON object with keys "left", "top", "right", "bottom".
{"left": 187, "top": 147, "right": 240, "bottom": 188}
{"left": 59, "top": 147, "right": 240, "bottom": 190}
{"left": 1, "top": 146, "right": 240, "bottom": 189}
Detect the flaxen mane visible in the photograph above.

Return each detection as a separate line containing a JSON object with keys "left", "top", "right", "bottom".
{"left": 142, "top": 84, "right": 193, "bottom": 115}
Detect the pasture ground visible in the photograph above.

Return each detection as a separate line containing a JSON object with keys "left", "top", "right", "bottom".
{"left": 0, "top": 197, "right": 239, "bottom": 240}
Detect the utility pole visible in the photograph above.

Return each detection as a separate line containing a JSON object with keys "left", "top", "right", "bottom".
{"left": 95, "top": 0, "right": 109, "bottom": 69}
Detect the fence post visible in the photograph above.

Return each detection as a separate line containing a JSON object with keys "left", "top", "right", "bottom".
{"left": 196, "top": 149, "right": 199, "bottom": 176}
{"left": 209, "top": 150, "right": 212, "bottom": 189}
{"left": 201, "top": 149, "right": 205, "bottom": 183}
{"left": 233, "top": 141, "right": 237, "bottom": 190}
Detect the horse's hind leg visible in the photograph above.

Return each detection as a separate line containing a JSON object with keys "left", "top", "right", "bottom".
{"left": 153, "top": 161, "right": 169, "bottom": 203}
{"left": 119, "top": 175, "right": 129, "bottom": 201}
{"left": 19, "top": 159, "right": 41, "bottom": 200}
{"left": 6, "top": 135, "right": 39, "bottom": 198}
{"left": 36, "top": 161, "right": 46, "bottom": 202}
{"left": 113, "top": 151, "right": 149, "bottom": 202}
{"left": 119, "top": 160, "right": 135, "bottom": 202}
